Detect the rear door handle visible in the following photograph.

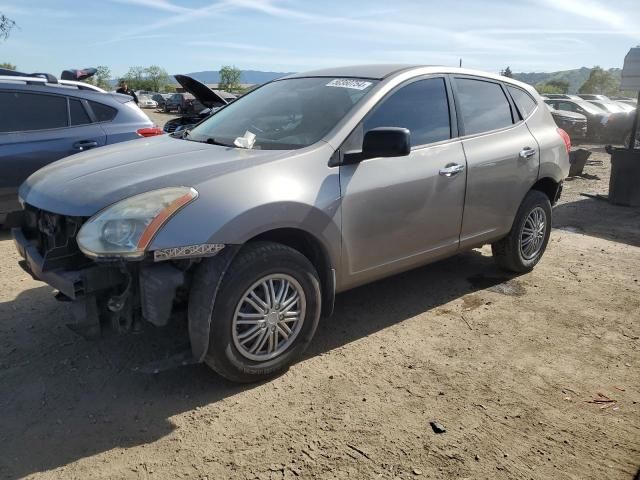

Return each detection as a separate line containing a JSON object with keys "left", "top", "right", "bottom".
{"left": 73, "top": 140, "right": 99, "bottom": 151}
{"left": 439, "top": 163, "right": 465, "bottom": 177}
{"left": 519, "top": 147, "right": 536, "bottom": 159}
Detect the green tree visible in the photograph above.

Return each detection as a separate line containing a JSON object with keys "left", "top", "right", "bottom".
{"left": 0, "top": 13, "right": 16, "bottom": 41}
{"left": 122, "top": 65, "right": 169, "bottom": 92}
{"left": 219, "top": 65, "right": 241, "bottom": 92}
{"left": 546, "top": 79, "right": 570, "bottom": 94}
{"left": 162, "top": 84, "right": 176, "bottom": 93}
{"left": 144, "top": 65, "right": 169, "bottom": 92}
{"left": 0, "top": 61, "right": 16, "bottom": 70}
{"left": 83, "top": 65, "right": 112, "bottom": 90}
{"left": 122, "top": 66, "right": 150, "bottom": 90}
{"left": 578, "top": 66, "right": 620, "bottom": 96}
{"left": 535, "top": 82, "right": 564, "bottom": 95}
{"left": 500, "top": 66, "right": 513, "bottom": 78}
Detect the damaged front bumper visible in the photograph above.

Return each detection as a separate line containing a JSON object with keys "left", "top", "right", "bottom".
{"left": 13, "top": 225, "right": 188, "bottom": 337}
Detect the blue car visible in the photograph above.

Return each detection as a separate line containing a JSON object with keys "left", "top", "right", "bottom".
{"left": 0, "top": 70, "right": 162, "bottom": 222}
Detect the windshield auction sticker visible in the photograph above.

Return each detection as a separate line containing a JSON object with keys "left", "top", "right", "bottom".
{"left": 326, "top": 79, "right": 373, "bottom": 90}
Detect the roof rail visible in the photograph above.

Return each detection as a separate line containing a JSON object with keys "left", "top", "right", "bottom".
{"left": 0, "top": 67, "right": 58, "bottom": 83}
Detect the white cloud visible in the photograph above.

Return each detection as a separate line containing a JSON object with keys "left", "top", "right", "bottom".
{"left": 186, "top": 40, "right": 277, "bottom": 52}
{"left": 109, "top": 0, "right": 191, "bottom": 13}
{"left": 535, "top": 0, "right": 635, "bottom": 35}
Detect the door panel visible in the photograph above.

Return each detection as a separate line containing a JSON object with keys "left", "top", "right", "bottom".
{"left": 0, "top": 125, "right": 106, "bottom": 208}
{"left": 459, "top": 122, "right": 539, "bottom": 246}
{"left": 339, "top": 141, "right": 467, "bottom": 289}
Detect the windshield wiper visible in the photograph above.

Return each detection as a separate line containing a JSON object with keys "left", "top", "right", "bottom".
{"left": 179, "top": 129, "right": 234, "bottom": 147}
{"left": 205, "top": 138, "right": 235, "bottom": 148}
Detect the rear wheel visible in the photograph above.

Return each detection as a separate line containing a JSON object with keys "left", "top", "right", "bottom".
{"left": 198, "top": 242, "right": 321, "bottom": 383}
{"left": 492, "top": 190, "right": 552, "bottom": 273}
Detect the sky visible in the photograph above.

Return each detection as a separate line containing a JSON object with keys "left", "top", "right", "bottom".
{"left": 1, "top": 0, "right": 639, "bottom": 77}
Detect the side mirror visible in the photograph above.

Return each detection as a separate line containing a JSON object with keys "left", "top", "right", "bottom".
{"left": 343, "top": 127, "right": 411, "bottom": 164}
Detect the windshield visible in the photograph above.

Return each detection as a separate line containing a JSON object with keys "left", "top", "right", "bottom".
{"left": 187, "top": 77, "right": 378, "bottom": 150}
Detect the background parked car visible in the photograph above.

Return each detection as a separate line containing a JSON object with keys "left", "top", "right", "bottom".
{"left": 543, "top": 93, "right": 580, "bottom": 100}
{"left": 163, "top": 92, "right": 205, "bottom": 114}
{"left": 152, "top": 93, "right": 171, "bottom": 109}
{"left": 543, "top": 98, "right": 610, "bottom": 141}
{"left": 585, "top": 101, "right": 634, "bottom": 142}
{"left": 137, "top": 95, "right": 158, "bottom": 109}
{"left": 546, "top": 104, "right": 587, "bottom": 140}
{"left": 576, "top": 94, "right": 611, "bottom": 102}
{"left": 609, "top": 96, "right": 638, "bottom": 107}
{"left": 0, "top": 69, "right": 163, "bottom": 222}
{"left": 163, "top": 74, "right": 235, "bottom": 133}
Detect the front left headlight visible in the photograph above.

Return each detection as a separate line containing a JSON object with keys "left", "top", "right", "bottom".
{"left": 77, "top": 187, "right": 198, "bottom": 259}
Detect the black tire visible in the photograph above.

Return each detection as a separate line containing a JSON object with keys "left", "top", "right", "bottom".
{"left": 491, "top": 190, "right": 552, "bottom": 273}
{"left": 196, "top": 242, "right": 321, "bottom": 383}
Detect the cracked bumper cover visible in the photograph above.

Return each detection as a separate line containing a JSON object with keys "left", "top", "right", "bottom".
{"left": 13, "top": 227, "right": 124, "bottom": 299}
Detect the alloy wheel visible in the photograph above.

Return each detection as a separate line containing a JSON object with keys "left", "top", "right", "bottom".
{"left": 231, "top": 274, "right": 306, "bottom": 362}
{"left": 520, "top": 206, "right": 547, "bottom": 260}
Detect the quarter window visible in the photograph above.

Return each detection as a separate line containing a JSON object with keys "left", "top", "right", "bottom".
{"left": 88, "top": 101, "right": 117, "bottom": 122}
{"left": 70, "top": 99, "right": 92, "bottom": 126}
{"left": 364, "top": 77, "right": 451, "bottom": 147}
{"left": 455, "top": 78, "right": 514, "bottom": 135}
{"left": 0, "top": 92, "right": 67, "bottom": 132}
{"left": 507, "top": 85, "right": 537, "bottom": 119}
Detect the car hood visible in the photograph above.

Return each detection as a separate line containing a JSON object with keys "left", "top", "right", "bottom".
{"left": 19, "top": 135, "right": 292, "bottom": 216}
{"left": 174, "top": 74, "right": 229, "bottom": 108}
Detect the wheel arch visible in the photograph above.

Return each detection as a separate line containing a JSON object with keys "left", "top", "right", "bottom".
{"left": 531, "top": 176, "right": 562, "bottom": 205}
{"left": 246, "top": 228, "right": 336, "bottom": 318}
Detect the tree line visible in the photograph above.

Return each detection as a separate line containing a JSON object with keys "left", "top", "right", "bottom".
{"left": 501, "top": 65, "right": 627, "bottom": 96}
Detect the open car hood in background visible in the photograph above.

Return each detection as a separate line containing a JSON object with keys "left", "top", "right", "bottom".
{"left": 174, "top": 74, "right": 234, "bottom": 108}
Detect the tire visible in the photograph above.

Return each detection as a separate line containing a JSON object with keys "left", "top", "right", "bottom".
{"left": 491, "top": 190, "right": 552, "bottom": 273}
{"left": 196, "top": 242, "right": 322, "bottom": 383}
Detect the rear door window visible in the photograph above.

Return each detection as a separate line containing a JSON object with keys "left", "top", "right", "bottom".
{"left": 556, "top": 101, "right": 583, "bottom": 114}
{"left": 454, "top": 78, "right": 514, "bottom": 135}
{"left": 364, "top": 77, "right": 451, "bottom": 147}
{"left": 507, "top": 85, "right": 537, "bottom": 119}
{"left": 88, "top": 101, "right": 117, "bottom": 122}
{"left": 0, "top": 91, "right": 68, "bottom": 132}
{"left": 70, "top": 99, "right": 92, "bottom": 126}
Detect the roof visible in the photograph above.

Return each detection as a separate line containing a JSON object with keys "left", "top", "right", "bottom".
{"left": 284, "top": 64, "right": 422, "bottom": 80}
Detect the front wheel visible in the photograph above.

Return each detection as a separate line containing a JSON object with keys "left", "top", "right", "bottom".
{"left": 195, "top": 242, "right": 322, "bottom": 383}
{"left": 492, "top": 190, "right": 552, "bottom": 273}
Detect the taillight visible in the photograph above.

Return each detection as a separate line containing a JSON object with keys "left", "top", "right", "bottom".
{"left": 557, "top": 128, "right": 571, "bottom": 154}
{"left": 137, "top": 127, "right": 164, "bottom": 137}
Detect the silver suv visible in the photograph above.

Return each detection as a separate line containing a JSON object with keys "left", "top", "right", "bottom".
{"left": 12, "top": 65, "right": 570, "bottom": 382}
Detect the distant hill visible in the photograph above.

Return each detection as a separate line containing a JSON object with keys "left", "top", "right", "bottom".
{"left": 175, "top": 70, "right": 292, "bottom": 85}
{"left": 513, "top": 67, "right": 622, "bottom": 93}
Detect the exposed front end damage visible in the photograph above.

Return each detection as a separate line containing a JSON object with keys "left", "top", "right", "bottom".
{"left": 11, "top": 205, "right": 233, "bottom": 358}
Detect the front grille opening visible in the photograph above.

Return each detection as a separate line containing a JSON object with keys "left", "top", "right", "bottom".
{"left": 23, "top": 204, "right": 91, "bottom": 271}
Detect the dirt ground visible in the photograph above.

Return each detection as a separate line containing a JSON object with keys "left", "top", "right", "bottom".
{"left": 0, "top": 141, "right": 639, "bottom": 480}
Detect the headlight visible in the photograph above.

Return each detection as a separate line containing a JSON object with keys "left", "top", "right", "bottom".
{"left": 77, "top": 187, "right": 198, "bottom": 259}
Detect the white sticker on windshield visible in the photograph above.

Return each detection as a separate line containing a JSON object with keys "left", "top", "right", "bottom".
{"left": 326, "top": 79, "right": 372, "bottom": 90}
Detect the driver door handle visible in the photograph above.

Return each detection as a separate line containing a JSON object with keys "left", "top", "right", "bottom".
{"left": 73, "top": 140, "right": 99, "bottom": 151}
{"left": 519, "top": 147, "right": 536, "bottom": 159}
{"left": 439, "top": 163, "right": 465, "bottom": 177}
